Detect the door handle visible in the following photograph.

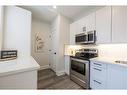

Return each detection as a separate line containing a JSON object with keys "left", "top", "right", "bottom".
{"left": 54, "top": 52, "right": 56, "bottom": 54}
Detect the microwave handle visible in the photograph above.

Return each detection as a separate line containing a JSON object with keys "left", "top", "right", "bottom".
{"left": 94, "top": 30, "right": 97, "bottom": 42}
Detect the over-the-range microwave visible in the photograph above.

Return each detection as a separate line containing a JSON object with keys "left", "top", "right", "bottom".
{"left": 75, "top": 30, "right": 96, "bottom": 44}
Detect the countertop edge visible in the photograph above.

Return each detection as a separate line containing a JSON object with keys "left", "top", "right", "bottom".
{"left": 0, "top": 65, "right": 40, "bottom": 77}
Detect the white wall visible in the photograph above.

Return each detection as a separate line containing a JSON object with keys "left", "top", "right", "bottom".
{"left": 31, "top": 19, "right": 50, "bottom": 70}
{"left": 59, "top": 15, "right": 70, "bottom": 74}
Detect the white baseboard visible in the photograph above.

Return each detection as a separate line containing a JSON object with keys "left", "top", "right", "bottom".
{"left": 39, "top": 65, "right": 50, "bottom": 71}
{"left": 56, "top": 71, "right": 65, "bottom": 76}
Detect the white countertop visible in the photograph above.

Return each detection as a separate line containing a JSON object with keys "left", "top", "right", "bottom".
{"left": 90, "top": 57, "right": 127, "bottom": 68}
{"left": 0, "top": 56, "right": 40, "bottom": 77}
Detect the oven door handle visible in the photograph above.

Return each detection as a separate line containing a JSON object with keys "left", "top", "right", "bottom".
{"left": 71, "top": 58, "right": 89, "bottom": 64}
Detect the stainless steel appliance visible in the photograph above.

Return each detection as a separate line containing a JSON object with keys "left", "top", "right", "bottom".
{"left": 75, "top": 30, "right": 96, "bottom": 44}
{"left": 87, "top": 30, "right": 96, "bottom": 43}
{"left": 75, "top": 33, "right": 87, "bottom": 44}
{"left": 70, "top": 49, "right": 98, "bottom": 89}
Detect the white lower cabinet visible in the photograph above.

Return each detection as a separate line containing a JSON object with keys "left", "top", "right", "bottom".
{"left": 107, "top": 65, "right": 127, "bottom": 89}
{"left": 90, "top": 61, "right": 107, "bottom": 89}
{"left": 90, "top": 60, "right": 127, "bottom": 89}
{"left": 90, "top": 77, "right": 107, "bottom": 89}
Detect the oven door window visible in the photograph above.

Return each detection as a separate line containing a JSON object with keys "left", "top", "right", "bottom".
{"left": 71, "top": 60, "right": 86, "bottom": 75}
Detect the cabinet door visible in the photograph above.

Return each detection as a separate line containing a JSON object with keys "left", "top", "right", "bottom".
{"left": 85, "top": 12, "right": 96, "bottom": 31}
{"left": 96, "top": 7, "right": 112, "bottom": 44}
{"left": 76, "top": 12, "right": 95, "bottom": 35}
{"left": 107, "top": 65, "right": 127, "bottom": 89}
{"left": 76, "top": 18, "right": 87, "bottom": 34}
{"left": 0, "top": 6, "right": 3, "bottom": 50}
{"left": 70, "top": 23, "right": 77, "bottom": 45}
{"left": 90, "top": 61, "right": 107, "bottom": 89}
{"left": 112, "top": 6, "right": 127, "bottom": 43}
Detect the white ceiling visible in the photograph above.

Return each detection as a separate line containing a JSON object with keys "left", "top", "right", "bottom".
{"left": 20, "top": 6, "right": 103, "bottom": 23}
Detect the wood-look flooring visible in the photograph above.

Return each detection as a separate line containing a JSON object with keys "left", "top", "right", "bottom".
{"left": 37, "top": 69, "right": 83, "bottom": 89}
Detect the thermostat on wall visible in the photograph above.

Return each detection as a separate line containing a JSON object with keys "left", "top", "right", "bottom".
{"left": 0, "top": 50, "right": 17, "bottom": 61}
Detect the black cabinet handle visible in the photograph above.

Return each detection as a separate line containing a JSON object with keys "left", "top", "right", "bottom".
{"left": 93, "top": 80, "right": 101, "bottom": 84}
{"left": 93, "top": 63, "right": 102, "bottom": 66}
{"left": 93, "top": 68, "right": 102, "bottom": 71}
{"left": 54, "top": 52, "right": 56, "bottom": 54}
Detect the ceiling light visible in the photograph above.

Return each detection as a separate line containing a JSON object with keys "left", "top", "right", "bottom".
{"left": 53, "top": 6, "right": 57, "bottom": 9}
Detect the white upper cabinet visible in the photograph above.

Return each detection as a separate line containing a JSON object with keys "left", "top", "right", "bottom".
{"left": 96, "top": 7, "right": 112, "bottom": 44}
{"left": 76, "top": 18, "right": 87, "bottom": 34}
{"left": 75, "top": 12, "right": 96, "bottom": 35}
{"left": 85, "top": 12, "right": 96, "bottom": 31}
{"left": 112, "top": 6, "right": 127, "bottom": 43}
{"left": 70, "top": 6, "right": 127, "bottom": 45}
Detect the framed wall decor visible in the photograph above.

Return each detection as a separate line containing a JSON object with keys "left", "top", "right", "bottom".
{"left": 35, "top": 32, "right": 44, "bottom": 53}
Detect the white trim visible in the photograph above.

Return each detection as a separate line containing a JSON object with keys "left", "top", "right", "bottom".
{"left": 39, "top": 65, "right": 50, "bottom": 71}
{"left": 56, "top": 71, "right": 65, "bottom": 76}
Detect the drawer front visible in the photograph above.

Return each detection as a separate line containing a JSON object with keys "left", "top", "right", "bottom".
{"left": 90, "top": 66, "right": 107, "bottom": 80}
{"left": 91, "top": 61, "right": 107, "bottom": 69}
{"left": 90, "top": 77, "right": 107, "bottom": 89}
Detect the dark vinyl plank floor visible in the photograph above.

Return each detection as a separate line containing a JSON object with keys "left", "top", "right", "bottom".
{"left": 37, "top": 69, "right": 83, "bottom": 89}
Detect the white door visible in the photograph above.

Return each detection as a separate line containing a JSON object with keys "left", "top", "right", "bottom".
{"left": 49, "top": 29, "right": 57, "bottom": 72}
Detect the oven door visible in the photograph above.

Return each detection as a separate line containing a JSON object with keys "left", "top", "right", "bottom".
{"left": 87, "top": 30, "right": 96, "bottom": 43}
{"left": 70, "top": 57, "right": 89, "bottom": 81}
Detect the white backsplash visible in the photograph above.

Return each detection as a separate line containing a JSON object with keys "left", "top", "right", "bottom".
{"left": 67, "top": 44, "right": 127, "bottom": 60}
{"left": 97, "top": 44, "right": 127, "bottom": 60}
{"left": 81, "top": 44, "right": 127, "bottom": 60}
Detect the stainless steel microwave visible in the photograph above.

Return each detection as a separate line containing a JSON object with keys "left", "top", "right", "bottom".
{"left": 75, "top": 30, "right": 96, "bottom": 44}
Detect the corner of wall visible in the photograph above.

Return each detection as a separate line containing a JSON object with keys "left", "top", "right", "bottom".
{"left": 56, "top": 70, "right": 65, "bottom": 76}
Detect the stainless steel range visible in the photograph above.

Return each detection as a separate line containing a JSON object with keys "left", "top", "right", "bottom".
{"left": 70, "top": 48, "right": 98, "bottom": 89}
